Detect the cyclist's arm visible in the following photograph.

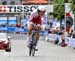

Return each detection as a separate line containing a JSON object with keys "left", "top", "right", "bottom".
{"left": 28, "top": 14, "right": 34, "bottom": 21}
{"left": 28, "top": 11, "right": 38, "bottom": 21}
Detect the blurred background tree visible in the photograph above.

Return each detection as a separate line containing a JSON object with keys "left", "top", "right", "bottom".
{"left": 54, "top": 4, "right": 65, "bottom": 20}
{"left": 71, "top": 0, "right": 75, "bottom": 13}
{"left": 64, "top": 0, "right": 72, "bottom": 3}
{"left": 54, "top": 0, "right": 64, "bottom": 4}
{"left": 52, "top": 0, "right": 65, "bottom": 20}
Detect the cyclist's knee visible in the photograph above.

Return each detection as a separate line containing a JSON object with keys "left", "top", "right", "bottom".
{"left": 28, "top": 25, "right": 33, "bottom": 31}
{"left": 28, "top": 22, "right": 34, "bottom": 30}
{"left": 35, "top": 26, "right": 39, "bottom": 31}
{"left": 28, "top": 26, "right": 33, "bottom": 31}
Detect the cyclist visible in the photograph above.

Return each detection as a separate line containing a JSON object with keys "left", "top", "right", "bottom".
{"left": 27, "top": 6, "right": 47, "bottom": 50}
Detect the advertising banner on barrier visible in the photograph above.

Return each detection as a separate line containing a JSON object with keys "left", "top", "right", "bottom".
{"left": 0, "top": 5, "right": 53, "bottom": 13}
{"left": 0, "top": 26, "right": 7, "bottom": 31}
{"left": 0, "top": 17, "right": 7, "bottom": 25}
{"left": 8, "top": 17, "right": 16, "bottom": 25}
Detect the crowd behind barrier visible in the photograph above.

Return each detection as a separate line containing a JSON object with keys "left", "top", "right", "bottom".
{"left": 65, "top": 37, "right": 75, "bottom": 48}
{"left": 0, "top": 26, "right": 75, "bottom": 49}
{"left": 0, "top": 26, "right": 46, "bottom": 35}
{"left": 45, "top": 30, "right": 75, "bottom": 49}
{"left": 0, "top": 26, "right": 28, "bottom": 34}
{"left": 45, "top": 33, "right": 62, "bottom": 44}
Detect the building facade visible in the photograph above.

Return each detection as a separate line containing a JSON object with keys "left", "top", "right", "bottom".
{"left": 0, "top": 0, "right": 21, "bottom": 5}
{"left": 0, "top": 0, "right": 22, "bottom": 25}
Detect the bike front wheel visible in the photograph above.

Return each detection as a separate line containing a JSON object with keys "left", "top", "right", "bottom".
{"left": 29, "top": 46, "right": 32, "bottom": 56}
{"left": 32, "top": 48, "right": 35, "bottom": 56}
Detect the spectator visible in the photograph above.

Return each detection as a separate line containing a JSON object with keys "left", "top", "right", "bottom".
{"left": 21, "top": 16, "right": 27, "bottom": 27}
{"left": 15, "top": 23, "right": 18, "bottom": 27}
{"left": 15, "top": 23, "right": 20, "bottom": 27}
{"left": 72, "top": 31, "right": 75, "bottom": 38}
{"left": 61, "top": 32, "right": 67, "bottom": 47}
{"left": 68, "top": 30, "right": 73, "bottom": 37}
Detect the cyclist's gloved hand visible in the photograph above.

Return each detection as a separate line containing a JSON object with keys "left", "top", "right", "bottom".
{"left": 37, "top": 24, "right": 40, "bottom": 27}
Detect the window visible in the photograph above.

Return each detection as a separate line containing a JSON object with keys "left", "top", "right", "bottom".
{"left": 2, "top": 1, "right": 7, "bottom": 5}
{"left": 10, "top": 1, "right": 15, "bottom": 5}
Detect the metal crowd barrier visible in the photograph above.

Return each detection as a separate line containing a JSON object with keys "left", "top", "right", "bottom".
{"left": 65, "top": 37, "right": 75, "bottom": 48}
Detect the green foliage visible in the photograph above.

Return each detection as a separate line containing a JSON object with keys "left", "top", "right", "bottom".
{"left": 69, "top": 0, "right": 75, "bottom": 14}
{"left": 72, "top": 4, "right": 75, "bottom": 13}
{"left": 72, "top": 0, "right": 75, "bottom": 4}
{"left": 54, "top": 0, "right": 64, "bottom": 4}
{"left": 64, "top": 0, "right": 72, "bottom": 3}
{"left": 71, "top": 0, "right": 75, "bottom": 13}
{"left": 54, "top": 4, "right": 65, "bottom": 20}
{"left": 51, "top": 0, "right": 65, "bottom": 20}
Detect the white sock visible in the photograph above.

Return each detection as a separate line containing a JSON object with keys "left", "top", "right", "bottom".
{"left": 27, "top": 35, "right": 32, "bottom": 44}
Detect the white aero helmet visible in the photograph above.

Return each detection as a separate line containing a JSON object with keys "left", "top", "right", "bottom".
{"left": 37, "top": 6, "right": 46, "bottom": 11}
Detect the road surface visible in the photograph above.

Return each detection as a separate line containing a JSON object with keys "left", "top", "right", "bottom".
{"left": 0, "top": 33, "right": 75, "bottom": 61}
